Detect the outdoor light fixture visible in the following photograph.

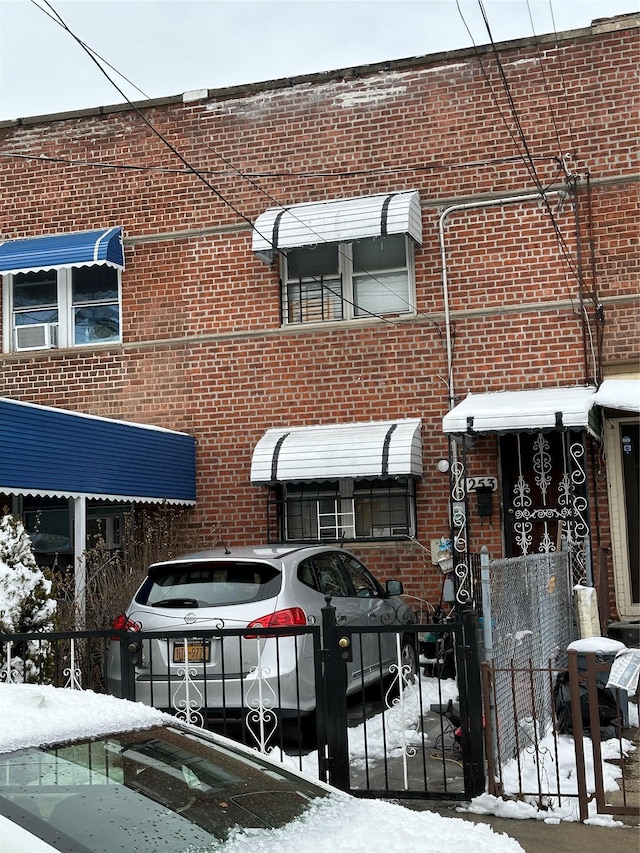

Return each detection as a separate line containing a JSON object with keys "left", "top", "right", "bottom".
{"left": 437, "top": 459, "right": 450, "bottom": 473}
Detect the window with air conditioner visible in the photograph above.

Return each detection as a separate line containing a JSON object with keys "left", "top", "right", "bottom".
{"left": 5, "top": 265, "right": 121, "bottom": 352}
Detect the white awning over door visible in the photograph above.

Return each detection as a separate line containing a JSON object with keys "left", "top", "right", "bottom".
{"left": 442, "top": 387, "right": 598, "bottom": 436}
{"left": 592, "top": 379, "right": 640, "bottom": 414}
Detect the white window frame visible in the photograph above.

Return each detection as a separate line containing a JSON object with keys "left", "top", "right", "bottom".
{"left": 281, "top": 235, "right": 416, "bottom": 325}
{"left": 2, "top": 266, "right": 122, "bottom": 353}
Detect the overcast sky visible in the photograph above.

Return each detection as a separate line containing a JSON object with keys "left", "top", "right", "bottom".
{"left": 0, "top": 0, "right": 638, "bottom": 121}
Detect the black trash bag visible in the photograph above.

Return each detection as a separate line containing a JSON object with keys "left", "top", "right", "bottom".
{"left": 553, "top": 671, "right": 621, "bottom": 740}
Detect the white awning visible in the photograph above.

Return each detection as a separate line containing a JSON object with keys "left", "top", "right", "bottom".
{"left": 442, "top": 387, "right": 598, "bottom": 436}
{"left": 251, "top": 191, "right": 422, "bottom": 261}
{"left": 251, "top": 419, "right": 422, "bottom": 485}
{"left": 592, "top": 379, "right": 640, "bottom": 414}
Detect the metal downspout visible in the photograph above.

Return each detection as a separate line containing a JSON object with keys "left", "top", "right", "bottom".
{"left": 438, "top": 190, "right": 563, "bottom": 604}
{"left": 438, "top": 191, "right": 563, "bottom": 415}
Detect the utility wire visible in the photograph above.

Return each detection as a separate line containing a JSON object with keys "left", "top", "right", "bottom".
{"left": 547, "top": 0, "right": 577, "bottom": 156}
{"left": 524, "top": 0, "right": 566, "bottom": 162}
{"left": 0, "top": 149, "right": 562, "bottom": 179}
{"left": 459, "top": 0, "right": 581, "bottom": 283}
{"left": 30, "top": 0, "right": 443, "bottom": 334}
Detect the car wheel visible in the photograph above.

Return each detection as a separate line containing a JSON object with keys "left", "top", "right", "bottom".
{"left": 400, "top": 637, "right": 418, "bottom": 681}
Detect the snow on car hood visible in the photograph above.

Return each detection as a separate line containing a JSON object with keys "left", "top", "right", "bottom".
{"left": 217, "top": 793, "right": 525, "bottom": 853}
{"left": 0, "top": 683, "right": 170, "bottom": 752}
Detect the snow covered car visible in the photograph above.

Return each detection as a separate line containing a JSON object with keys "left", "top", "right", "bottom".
{"left": 106, "top": 545, "right": 417, "bottom": 723}
{"left": 0, "top": 684, "right": 522, "bottom": 853}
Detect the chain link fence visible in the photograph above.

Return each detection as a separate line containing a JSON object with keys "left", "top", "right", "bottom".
{"left": 481, "top": 550, "right": 576, "bottom": 761}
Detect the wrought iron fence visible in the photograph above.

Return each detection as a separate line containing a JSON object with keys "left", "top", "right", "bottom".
{"left": 0, "top": 609, "right": 485, "bottom": 800}
{"left": 326, "top": 616, "right": 485, "bottom": 800}
{"left": 481, "top": 649, "right": 638, "bottom": 820}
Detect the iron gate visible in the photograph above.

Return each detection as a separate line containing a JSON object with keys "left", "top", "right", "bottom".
{"left": 0, "top": 607, "right": 485, "bottom": 801}
{"left": 318, "top": 605, "right": 485, "bottom": 800}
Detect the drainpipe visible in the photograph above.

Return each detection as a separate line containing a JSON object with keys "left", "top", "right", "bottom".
{"left": 438, "top": 190, "right": 563, "bottom": 416}
{"left": 438, "top": 190, "right": 564, "bottom": 599}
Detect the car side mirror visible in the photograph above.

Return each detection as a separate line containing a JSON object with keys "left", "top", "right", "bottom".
{"left": 385, "top": 579, "right": 403, "bottom": 596}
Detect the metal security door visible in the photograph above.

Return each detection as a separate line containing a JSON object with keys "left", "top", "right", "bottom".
{"left": 500, "top": 430, "right": 591, "bottom": 585}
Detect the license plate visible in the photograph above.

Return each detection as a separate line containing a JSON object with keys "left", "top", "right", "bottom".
{"left": 173, "top": 641, "right": 211, "bottom": 664}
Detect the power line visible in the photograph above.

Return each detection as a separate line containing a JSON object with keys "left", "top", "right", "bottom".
{"left": 524, "top": 0, "right": 567, "bottom": 162}
{"left": 547, "top": 0, "right": 577, "bottom": 156}
{"left": 456, "top": 0, "right": 581, "bottom": 284}
{"left": 0, "top": 149, "right": 562, "bottom": 179}
{"left": 26, "top": 0, "right": 446, "bottom": 335}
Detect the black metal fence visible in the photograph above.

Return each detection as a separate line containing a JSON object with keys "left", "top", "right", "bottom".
{"left": 481, "top": 648, "right": 639, "bottom": 819}
{"left": 0, "top": 606, "right": 485, "bottom": 801}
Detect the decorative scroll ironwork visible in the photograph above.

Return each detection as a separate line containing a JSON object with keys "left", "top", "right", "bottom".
{"left": 0, "top": 640, "right": 19, "bottom": 684}
{"left": 451, "top": 457, "right": 473, "bottom": 606}
{"left": 508, "top": 432, "right": 591, "bottom": 585}
{"left": 565, "top": 438, "right": 590, "bottom": 585}
{"left": 244, "top": 640, "right": 278, "bottom": 753}
{"left": 171, "top": 639, "right": 205, "bottom": 728}
{"left": 63, "top": 638, "right": 82, "bottom": 690}
{"left": 513, "top": 436, "right": 534, "bottom": 555}
{"left": 384, "top": 634, "right": 420, "bottom": 789}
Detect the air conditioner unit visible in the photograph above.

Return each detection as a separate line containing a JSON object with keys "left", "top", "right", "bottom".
{"left": 14, "top": 323, "right": 58, "bottom": 351}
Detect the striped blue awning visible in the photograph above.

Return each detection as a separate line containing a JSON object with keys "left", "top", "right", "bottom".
{"left": 0, "top": 228, "right": 124, "bottom": 275}
{"left": 0, "top": 398, "right": 195, "bottom": 504}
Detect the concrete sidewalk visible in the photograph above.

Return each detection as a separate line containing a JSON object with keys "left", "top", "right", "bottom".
{"left": 421, "top": 802, "right": 639, "bottom": 853}
{"left": 400, "top": 717, "right": 640, "bottom": 853}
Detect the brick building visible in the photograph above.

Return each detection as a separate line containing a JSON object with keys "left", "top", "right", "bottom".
{"left": 0, "top": 13, "right": 638, "bottom": 629}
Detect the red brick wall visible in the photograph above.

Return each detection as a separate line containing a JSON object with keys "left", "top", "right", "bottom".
{"left": 1, "top": 21, "right": 637, "bottom": 606}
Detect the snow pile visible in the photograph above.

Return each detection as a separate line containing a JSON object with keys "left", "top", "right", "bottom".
{"left": 463, "top": 701, "right": 638, "bottom": 825}
{"left": 211, "top": 793, "right": 525, "bottom": 853}
{"left": 0, "top": 683, "right": 170, "bottom": 752}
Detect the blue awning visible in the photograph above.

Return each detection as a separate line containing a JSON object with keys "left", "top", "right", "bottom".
{"left": 0, "top": 398, "right": 195, "bottom": 504}
{"left": 0, "top": 228, "right": 125, "bottom": 275}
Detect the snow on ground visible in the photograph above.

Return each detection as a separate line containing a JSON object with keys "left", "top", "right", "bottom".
{"left": 0, "top": 683, "right": 526, "bottom": 853}
{"left": 274, "top": 675, "right": 637, "bottom": 827}
{"left": 462, "top": 699, "right": 638, "bottom": 825}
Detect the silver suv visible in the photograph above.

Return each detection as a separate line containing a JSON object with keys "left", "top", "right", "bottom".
{"left": 107, "top": 545, "right": 416, "bottom": 723}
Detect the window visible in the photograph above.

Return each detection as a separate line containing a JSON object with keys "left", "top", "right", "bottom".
{"left": 266, "top": 477, "right": 416, "bottom": 543}
{"left": 282, "top": 234, "right": 414, "bottom": 324}
{"left": 298, "top": 553, "right": 351, "bottom": 597}
{"left": 5, "top": 265, "right": 121, "bottom": 351}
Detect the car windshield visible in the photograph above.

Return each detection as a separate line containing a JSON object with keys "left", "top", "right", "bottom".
{"left": 136, "top": 561, "right": 282, "bottom": 608}
{"left": 0, "top": 724, "right": 326, "bottom": 853}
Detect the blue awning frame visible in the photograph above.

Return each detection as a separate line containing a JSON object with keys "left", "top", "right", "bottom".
{"left": 0, "top": 228, "right": 125, "bottom": 275}
{"left": 0, "top": 398, "right": 195, "bottom": 505}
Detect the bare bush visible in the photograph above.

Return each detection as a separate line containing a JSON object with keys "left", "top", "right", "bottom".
{"left": 54, "top": 506, "right": 214, "bottom": 631}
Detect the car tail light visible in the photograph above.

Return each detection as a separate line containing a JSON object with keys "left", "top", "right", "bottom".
{"left": 110, "top": 614, "right": 141, "bottom": 639}
{"left": 245, "top": 607, "right": 306, "bottom": 638}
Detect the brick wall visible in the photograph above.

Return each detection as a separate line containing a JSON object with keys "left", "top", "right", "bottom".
{"left": 0, "top": 19, "right": 638, "bottom": 606}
